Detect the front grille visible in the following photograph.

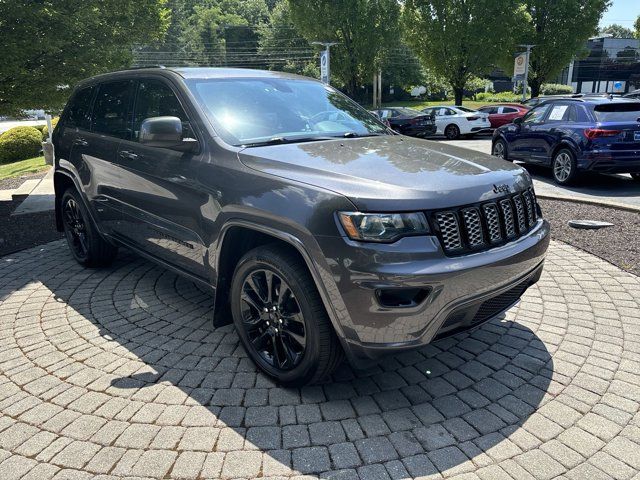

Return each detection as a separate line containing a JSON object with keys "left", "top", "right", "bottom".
{"left": 471, "top": 277, "right": 531, "bottom": 325}
{"left": 432, "top": 188, "right": 539, "bottom": 255}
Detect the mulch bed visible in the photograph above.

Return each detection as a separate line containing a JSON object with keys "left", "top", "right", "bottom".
{"left": 0, "top": 201, "right": 62, "bottom": 256}
{"left": 539, "top": 198, "right": 640, "bottom": 277}
{"left": 0, "top": 170, "right": 49, "bottom": 191}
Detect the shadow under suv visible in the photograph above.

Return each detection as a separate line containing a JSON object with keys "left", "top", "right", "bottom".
{"left": 53, "top": 67, "right": 550, "bottom": 385}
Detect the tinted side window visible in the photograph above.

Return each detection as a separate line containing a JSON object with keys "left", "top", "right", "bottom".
{"left": 65, "top": 86, "right": 94, "bottom": 129}
{"left": 92, "top": 81, "right": 133, "bottom": 139}
{"left": 502, "top": 107, "right": 518, "bottom": 114}
{"left": 133, "top": 80, "right": 193, "bottom": 141}
{"left": 523, "top": 104, "right": 551, "bottom": 124}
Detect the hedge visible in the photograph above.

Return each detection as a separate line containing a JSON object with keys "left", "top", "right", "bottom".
{"left": 42, "top": 117, "right": 59, "bottom": 140}
{"left": 475, "top": 91, "right": 522, "bottom": 103}
{"left": 540, "top": 83, "right": 573, "bottom": 95}
{"left": 0, "top": 126, "right": 43, "bottom": 164}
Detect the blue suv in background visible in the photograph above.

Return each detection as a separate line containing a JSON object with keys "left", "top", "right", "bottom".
{"left": 491, "top": 98, "right": 640, "bottom": 185}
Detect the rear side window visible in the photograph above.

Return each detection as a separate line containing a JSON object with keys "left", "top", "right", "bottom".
{"left": 92, "top": 80, "right": 133, "bottom": 139}
{"left": 133, "top": 79, "right": 193, "bottom": 141}
{"left": 65, "top": 86, "right": 94, "bottom": 129}
{"left": 593, "top": 103, "right": 640, "bottom": 122}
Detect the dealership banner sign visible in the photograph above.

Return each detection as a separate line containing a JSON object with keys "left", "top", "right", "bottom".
{"left": 514, "top": 53, "right": 526, "bottom": 80}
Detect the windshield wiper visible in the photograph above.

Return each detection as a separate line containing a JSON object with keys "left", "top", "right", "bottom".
{"left": 342, "top": 132, "right": 387, "bottom": 138}
{"left": 242, "top": 135, "right": 337, "bottom": 147}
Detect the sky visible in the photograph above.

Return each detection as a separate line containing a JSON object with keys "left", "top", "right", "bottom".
{"left": 600, "top": 0, "right": 640, "bottom": 28}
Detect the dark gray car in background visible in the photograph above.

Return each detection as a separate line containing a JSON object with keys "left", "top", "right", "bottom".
{"left": 53, "top": 67, "right": 550, "bottom": 385}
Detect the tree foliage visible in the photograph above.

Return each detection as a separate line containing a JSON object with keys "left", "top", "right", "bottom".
{"left": 635, "top": 15, "right": 640, "bottom": 39}
{"left": 0, "top": 0, "right": 169, "bottom": 116}
{"left": 517, "top": 0, "right": 610, "bottom": 97}
{"left": 287, "top": 0, "right": 400, "bottom": 97}
{"left": 403, "top": 0, "right": 524, "bottom": 105}
{"left": 258, "top": 1, "right": 317, "bottom": 76}
{"left": 599, "top": 24, "right": 635, "bottom": 39}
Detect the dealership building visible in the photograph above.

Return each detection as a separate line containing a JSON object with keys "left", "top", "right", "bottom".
{"left": 558, "top": 35, "right": 640, "bottom": 94}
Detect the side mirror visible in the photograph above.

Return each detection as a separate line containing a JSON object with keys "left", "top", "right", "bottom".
{"left": 513, "top": 117, "right": 523, "bottom": 125}
{"left": 140, "top": 116, "right": 184, "bottom": 148}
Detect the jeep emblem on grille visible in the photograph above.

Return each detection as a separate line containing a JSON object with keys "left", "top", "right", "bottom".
{"left": 493, "top": 184, "right": 511, "bottom": 194}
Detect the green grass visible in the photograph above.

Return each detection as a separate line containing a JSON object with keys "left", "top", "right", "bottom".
{"left": 380, "top": 99, "right": 489, "bottom": 111}
{"left": 0, "top": 156, "right": 49, "bottom": 180}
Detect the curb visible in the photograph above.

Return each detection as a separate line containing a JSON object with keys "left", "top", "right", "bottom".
{"left": 537, "top": 193, "right": 640, "bottom": 213}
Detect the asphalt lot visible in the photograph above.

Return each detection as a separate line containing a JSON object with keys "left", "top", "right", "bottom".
{"left": 440, "top": 137, "right": 640, "bottom": 209}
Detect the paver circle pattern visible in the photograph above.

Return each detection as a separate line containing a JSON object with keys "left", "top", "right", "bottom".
{"left": 0, "top": 240, "right": 639, "bottom": 480}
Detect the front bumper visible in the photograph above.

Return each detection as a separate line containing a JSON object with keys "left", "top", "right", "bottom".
{"left": 315, "top": 219, "right": 550, "bottom": 367}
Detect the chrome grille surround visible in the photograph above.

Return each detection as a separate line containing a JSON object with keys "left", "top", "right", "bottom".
{"left": 434, "top": 212, "right": 463, "bottom": 251}
{"left": 462, "top": 208, "right": 484, "bottom": 247}
{"left": 482, "top": 203, "right": 502, "bottom": 243}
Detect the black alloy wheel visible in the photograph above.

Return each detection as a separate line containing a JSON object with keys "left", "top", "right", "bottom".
{"left": 230, "top": 246, "right": 343, "bottom": 386}
{"left": 60, "top": 188, "right": 118, "bottom": 267}
{"left": 239, "top": 268, "right": 307, "bottom": 371}
{"left": 62, "top": 196, "right": 89, "bottom": 262}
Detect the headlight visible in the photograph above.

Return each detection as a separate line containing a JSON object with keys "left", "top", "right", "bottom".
{"left": 338, "top": 211, "right": 430, "bottom": 242}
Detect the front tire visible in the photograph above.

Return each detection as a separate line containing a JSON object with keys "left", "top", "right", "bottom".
{"left": 552, "top": 148, "right": 578, "bottom": 185}
{"left": 230, "top": 245, "right": 343, "bottom": 386}
{"left": 445, "top": 124, "right": 460, "bottom": 140}
{"left": 492, "top": 138, "right": 510, "bottom": 161}
{"left": 61, "top": 188, "right": 117, "bottom": 267}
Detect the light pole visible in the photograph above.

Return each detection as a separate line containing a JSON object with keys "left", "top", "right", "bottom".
{"left": 312, "top": 42, "right": 338, "bottom": 84}
{"left": 519, "top": 44, "right": 535, "bottom": 101}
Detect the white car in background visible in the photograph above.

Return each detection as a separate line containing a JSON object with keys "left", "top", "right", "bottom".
{"left": 421, "top": 105, "right": 491, "bottom": 139}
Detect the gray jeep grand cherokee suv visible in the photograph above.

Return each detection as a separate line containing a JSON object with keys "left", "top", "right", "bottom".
{"left": 53, "top": 67, "right": 550, "bottom": 385}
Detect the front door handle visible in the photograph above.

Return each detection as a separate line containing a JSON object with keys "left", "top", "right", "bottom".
{"left": 73, "top": 138, "right": 88, "bottom": 147}
{"left": 119, "top": 150, "right": 139, "bottom": 160}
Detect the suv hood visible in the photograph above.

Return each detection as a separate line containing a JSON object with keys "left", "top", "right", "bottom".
{"left": 239, "top": 136, "right": 532, "bottom": 211}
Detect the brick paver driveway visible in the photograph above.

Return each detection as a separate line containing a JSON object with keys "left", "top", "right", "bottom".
{"left": 0, "top": 240, "right": 639, "bottom": 480}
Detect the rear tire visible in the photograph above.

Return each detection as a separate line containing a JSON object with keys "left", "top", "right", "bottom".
{"left": 230, "top": 245, "right": 343, "bottom": 386}
{"left": 444, "top": 124, "right": 460, "bottom": 140}
{"left": 551, "top": 148, "right": 578, "bottom": 185}
{"left": 61, "top": 188, "right": 117, "bottom": 267}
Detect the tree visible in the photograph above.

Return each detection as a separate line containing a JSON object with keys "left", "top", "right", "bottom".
{"left": 403, "top": 0, "right": 524, "bottom": 105}
{"left": 0, "top": 0, "right": 168, "bottom": 116}
{"left": 288, "top": 0, "right": 400, "bottom": 98}
{"left": 518, "top": 0, "right": 610, "bottom": 97}
{"left": 599, "top": 24, "right": 635, "bottom": 38}
{"left": 635, "top": 15, "right": 640, "bottom": 39}
{"left": 258, "top": 1, "right": 317, "bottom": 75}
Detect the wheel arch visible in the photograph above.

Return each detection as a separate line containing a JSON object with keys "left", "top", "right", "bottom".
{"left": 212, "top": 221, "right": 350, "bottom": 352}
{"left": 54, "top": 170, "right": 81, "bottom": 232}
{"left": 550, "top": 141, "right": 578, "bottom": 165}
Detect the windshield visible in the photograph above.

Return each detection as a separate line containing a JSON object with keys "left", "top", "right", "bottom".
{"left": 185, "top": 77, "right": 388, "bottom": 146}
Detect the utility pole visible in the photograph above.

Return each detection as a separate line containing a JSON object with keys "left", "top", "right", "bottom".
{"left": 519, "top": 44, "right": 535, "bottom": 101}
{"left": 312, "top": 42, "right": 339, "bottom": 84}
{"left": 372, "top": 70, "right": 382, "bottom": 108}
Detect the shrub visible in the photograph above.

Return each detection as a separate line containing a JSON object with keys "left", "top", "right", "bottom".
{"left": 41, "top": 117, "right": 59, "bottom": 140}
{"left": 34, "top": 124, "right": 45, "bottom": 133}
{"left": 475, "top": 91, "right": 521, "bottom": 103}
{"left": 541, "top": 83, "right": 573, "bottom": 95}
{"left": 0, "top": 126, "right": 43, "bottom": 164}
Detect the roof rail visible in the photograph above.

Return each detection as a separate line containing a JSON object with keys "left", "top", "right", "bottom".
{"left": 126, "top": 65, "right": 167, "bottom": 70}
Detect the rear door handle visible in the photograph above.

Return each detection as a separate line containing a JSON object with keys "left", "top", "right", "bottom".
{"left": 73, "top": 138, "right": 88, "bottom": 147}
{"left": 119, "top": 150, "right": 139, "bottom": 160}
